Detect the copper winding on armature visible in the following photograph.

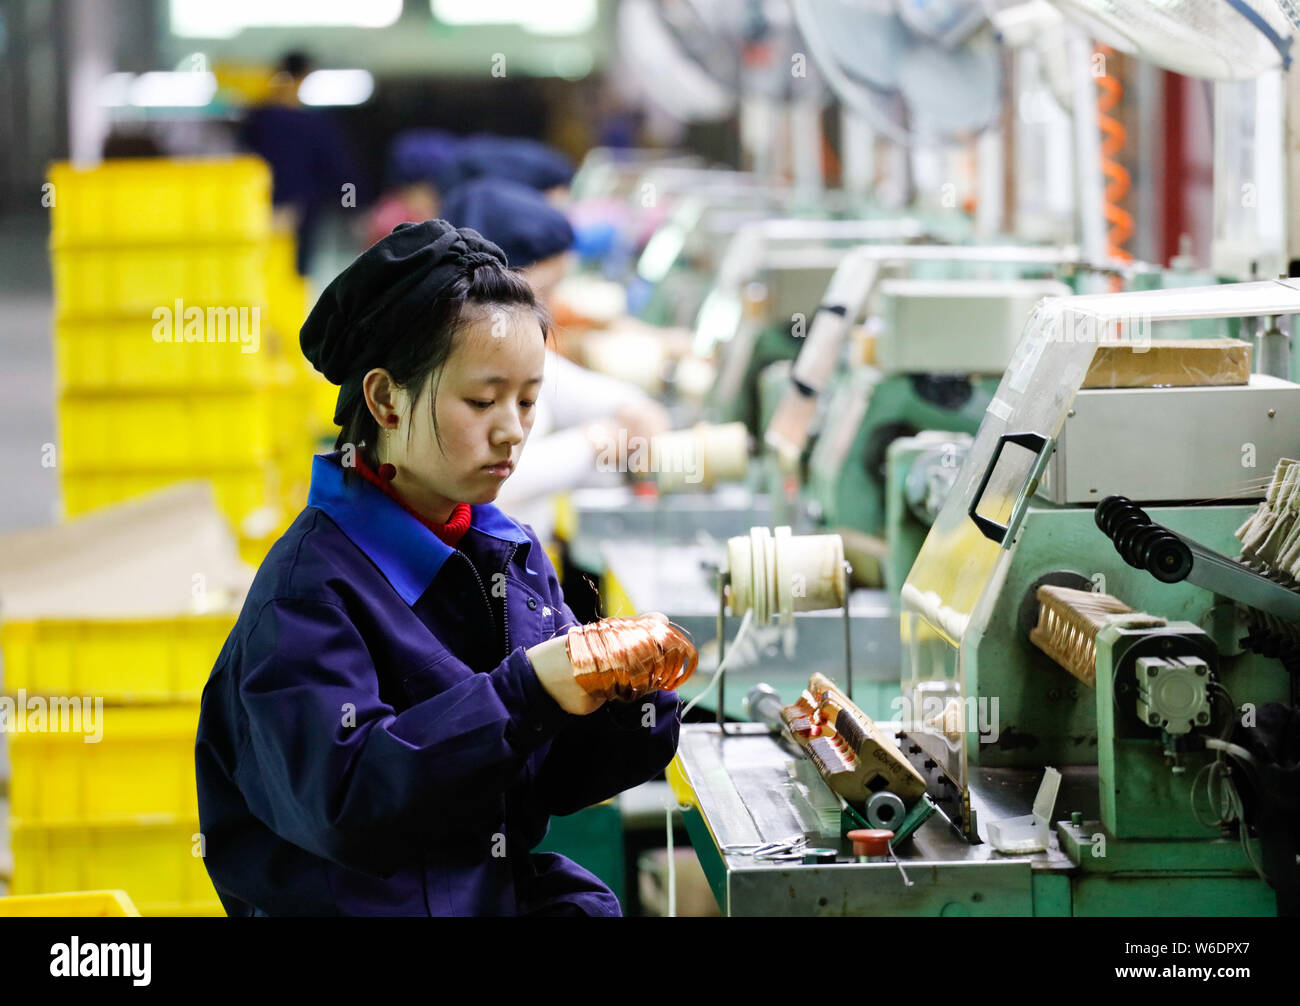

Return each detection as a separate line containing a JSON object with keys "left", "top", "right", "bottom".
{"left": 565, "top": 615, "right": 699, "bottom": 702}
{"left": 1029, "top": 585, "right": 1163, "bottom": 687}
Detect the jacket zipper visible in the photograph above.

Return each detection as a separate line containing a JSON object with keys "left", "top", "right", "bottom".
{"left": 500, "top": 544, "right": 517, "bottom": 660}
{"left": 457, "top": 544, "right": 517, "bottom": 662}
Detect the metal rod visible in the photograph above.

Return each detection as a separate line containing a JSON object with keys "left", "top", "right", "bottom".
{"left": 843, "top": 560, "right": 853, "bottom": 701}
{"left": 717, "top": 569, "right": 729, "bottom": 735}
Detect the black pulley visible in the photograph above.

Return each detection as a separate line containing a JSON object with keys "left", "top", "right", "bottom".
{"left": 1147, "top": 534, "right": 1194, "bottom": 583}
{"left": 1096, "top": 495, "right": 1148, "bottom": 537}
{"left": 1115, "top": 521, "right": 1153, "bottom": 568}
{"left": 1136, "top": 529, "right": 1179, "bottom": 569}
{"left": 1095, "top": 495, "right": 1131, "bottom": 534}
{"left": 1110, "top": 509, "right": 1151, "bottom": 546}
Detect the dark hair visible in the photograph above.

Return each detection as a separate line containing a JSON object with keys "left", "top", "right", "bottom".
{"left": 280, "top": 51, "right": 313, "bottom": 80}
{"left": 334, "top": 263, "right": 550, "bottom": 473}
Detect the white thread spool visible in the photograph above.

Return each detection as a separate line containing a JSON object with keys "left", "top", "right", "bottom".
{"left": 655, "top": 422, "right": 750, "bottom": 492}
{"left": 703, "top": 422, "right": 750, "bottom": 484}
{"left": 780, "top": 530, "right": 846, "bottom": 617}
{"left": 584, "top": 330, "right": 664, "bottom": 394}
{"left": 726, "top": 534, "right": 754, "bottom": 618}
{"left": 726, "top": 526, "right": 846, "bottom": 625}
{"left": 750, "top": 526, "right": 770, "bottom": 626}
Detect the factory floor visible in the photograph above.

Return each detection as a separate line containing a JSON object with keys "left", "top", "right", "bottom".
{"left": 1, "top": 211, "right": 59, "bottom": 536}
{"left": 0, "top": 210, "right": 53, "bottom": 894}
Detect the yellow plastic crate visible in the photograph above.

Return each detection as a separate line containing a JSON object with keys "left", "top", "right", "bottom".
{"left": 10, "top": 816, "right": 221, "bottom": 916}
{"left": 48, "top": 157, "right": 271, "bottom": 248}
{"left": 58, "top": 390, "right": 277, "bottom": 470}
{"left": 269, "top": 360, "right": 317, "bottom": 454}
{"left": 554, "top": 492, "right": 576, "bottom": 541}
{"left": 275, "top": 452, "right": 313, "bottom": 518}
{"left": 1, "top": 614, "right": 235, "bottom": 704}
{"left": 9, "top": 705, "right": 202, "bottom": 823}
{"left": 266, "top": 230, "right": 309, "bottom": 341}
{"left": 0, "top": 889, "right": 140, "bottom": 916}
{"left": 61, "top": 465, "right": 282, "bottom": 532}
{"left": 55, "top": 317, "right": 278, "bottom": 392}
{"left": 213, "top": 63, "right": 274, "bottom": 106}
{"left": 306, "top": 366, "right": 340, "bottom": 442}
{"left": 601, "top": 567, "right": 638, "bottom": 618}
{"left": 53, "top": 243, "right": 269, "bottom": 320}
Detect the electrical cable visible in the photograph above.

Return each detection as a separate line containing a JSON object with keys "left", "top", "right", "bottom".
{"left": 682, "top": 609, "right": 755, "bottom": 719}
{"left": 1190, "top": 737, "right": 1270, "bottom": 883}
{"left": 1207, "top": 681, "right": 1238, "bottom": 742}
{"left": 665, "top": 797, "right": 676, "bottom": 918}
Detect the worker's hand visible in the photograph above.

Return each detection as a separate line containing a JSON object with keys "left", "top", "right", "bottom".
{"left": 616, "top": 398, "right": 671, "bottom": 444}
{"left": 527, "top": 636, "right": 606, "bottom": 716}
{"left": 583, "top": 418, "right": 621, "bottom": 459}
{"left": 563, "top": 613, "right": 698, "bottom": 703}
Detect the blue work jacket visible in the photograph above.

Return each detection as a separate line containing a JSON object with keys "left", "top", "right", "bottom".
{"left": 195, "top": 452, "right": 681, "bottom": 916}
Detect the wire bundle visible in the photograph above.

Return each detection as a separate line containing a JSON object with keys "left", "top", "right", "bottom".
{"left": 1236, "top": 458, "right": 1300, "bottom": 579}
{"left": 565, "top": 615, "right": 699, "bottom": 702}
{"left": 1029, "top": 585, "right": 1164, "bottom": 687}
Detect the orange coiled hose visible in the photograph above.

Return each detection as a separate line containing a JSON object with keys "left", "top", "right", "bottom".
{"left": 565, "top": 615, "right": 699, "bottom": 702}
{"left": 1096, "top": 44, "right": 1132, "bottom": 292}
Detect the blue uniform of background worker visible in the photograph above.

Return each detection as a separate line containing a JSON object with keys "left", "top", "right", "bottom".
{"left": 242, "top": 52, "right": 357, "bottom": 275}
{"left": 443, "top": 134, "right": 575, "bottom": 204}
{"left": 195, "top": 221, "right": 684, "bottom": 916}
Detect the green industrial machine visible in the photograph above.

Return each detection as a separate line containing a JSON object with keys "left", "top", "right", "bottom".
{"left": 778, "top": 255, "right": 1236, "bottom": 587}
{"left": 636, "top": 192, "right": 943, "bottom": 329}
{"left": 672, "top": 279, "right": 1300, "bottom": 915}
{"left": 699, "top": 218, "right": 940, "bottom": 435}
{"left": 758, "top": 246, "right": 1083, "bottom": 546}
{"left": 803, "top": 370, "right": 995, "bottom": 537}
{"left": 897, "top": 280, "right": 1300, "bottom": 914}
{"left": 884, "top": 431, "right": 973, "bottom": 598}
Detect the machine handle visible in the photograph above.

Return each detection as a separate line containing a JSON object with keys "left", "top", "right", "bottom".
{"left": 968, "top": 432, "right": 1050, "bottom": 545}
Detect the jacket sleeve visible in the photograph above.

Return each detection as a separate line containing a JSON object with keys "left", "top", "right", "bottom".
{"left": 527, "top": 544, "right": 683, "bottom": 817}
{"left": 234, "top": 595, "right": 571, "bottom": 877}
{"left": 533, "top": 690, "right": 682, "bottom": 817}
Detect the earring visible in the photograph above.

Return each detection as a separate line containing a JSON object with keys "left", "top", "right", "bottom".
{"left": 379, "top": 418, "right": 398, "bottom": 481}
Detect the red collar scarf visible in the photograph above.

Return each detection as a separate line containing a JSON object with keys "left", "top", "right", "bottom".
{"left": 352, "top": 457, "right": 472, "bottom": 548}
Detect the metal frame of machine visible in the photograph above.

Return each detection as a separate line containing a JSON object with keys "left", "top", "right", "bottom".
{"left": 673, "top": 279, "right": 1300, "bottom": 916}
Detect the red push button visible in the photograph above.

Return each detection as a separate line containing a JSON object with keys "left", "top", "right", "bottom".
{"left": 847, "top": 829, "right": 894, "bottom": 857}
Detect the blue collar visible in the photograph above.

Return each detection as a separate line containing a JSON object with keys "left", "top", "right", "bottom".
{"left": 306, "top": 452, "right": 533, "bottom": 605}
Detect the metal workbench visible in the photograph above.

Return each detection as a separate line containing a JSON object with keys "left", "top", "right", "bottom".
{"left": 673, "top": 723, "right": 1091, "bottom": 916}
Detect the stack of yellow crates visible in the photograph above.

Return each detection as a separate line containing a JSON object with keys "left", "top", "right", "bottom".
{"left": 4, "top": 624, "right": 232, "bottom": 914}
{"left": 49, "top": 156, "right": 330, "bottom": 562}
{"left": 3, "top": 157, "right": 334, "bottom": 914}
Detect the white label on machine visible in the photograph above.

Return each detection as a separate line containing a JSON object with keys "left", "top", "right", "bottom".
{"left": 986, "top": 397, "right": 1013, "bottom": 422}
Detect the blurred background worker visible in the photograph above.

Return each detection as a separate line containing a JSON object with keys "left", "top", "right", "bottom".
{"left": 242, "top": 51, "right": 358, "bottom": 274}
{"left": 367, "top": 133, "right": 578, "bottom": 248}
{"left": 443, "top": 134, "right": 577, "bottom": 206}
{"left": 440, "top": 176, "right": 670, "bottom": 546}
{"left": 365, "top": 128, "right": 461, "bottom": 248}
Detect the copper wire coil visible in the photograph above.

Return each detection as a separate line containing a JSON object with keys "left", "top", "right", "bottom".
{"left": 1095, "top": 43, "right": 1132, "bottom": 297}
{"left": 565, "top": 615, "right": 699, "bottom": 702}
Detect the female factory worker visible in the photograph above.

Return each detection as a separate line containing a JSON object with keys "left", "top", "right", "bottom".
{"left": 195, "top": 220, "right": 695, "bottom": 917}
